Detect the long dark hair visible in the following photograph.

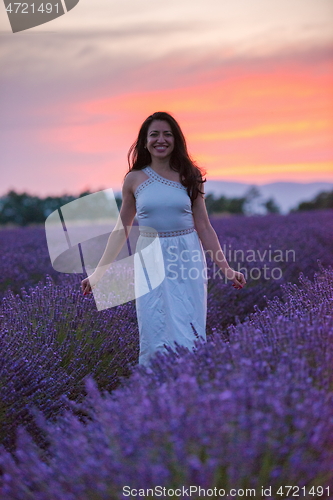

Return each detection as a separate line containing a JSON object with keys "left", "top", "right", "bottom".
{"left": 126, "top": 111, "right": 206, "bottom": 205}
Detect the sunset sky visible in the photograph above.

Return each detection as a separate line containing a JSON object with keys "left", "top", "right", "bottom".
{"left": 0, "top": 0, "right": 332, "bottom": 196}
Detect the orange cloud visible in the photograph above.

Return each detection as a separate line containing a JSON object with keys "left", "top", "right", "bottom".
{"left": 36, "top": 49, "right": 333, "bottom": 187}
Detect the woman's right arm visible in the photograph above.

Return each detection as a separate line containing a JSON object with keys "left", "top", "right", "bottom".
{"left": 81, "top": 173, "right": 137, "bottom": 295}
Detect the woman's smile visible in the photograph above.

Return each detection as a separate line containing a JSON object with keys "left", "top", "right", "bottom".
{"left": 146, "top": 120, "right": 175, "bottom": 161}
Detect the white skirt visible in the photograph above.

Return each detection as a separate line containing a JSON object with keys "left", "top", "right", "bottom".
{"left": 135, "top": 230, "right": 207, "bottom": 366}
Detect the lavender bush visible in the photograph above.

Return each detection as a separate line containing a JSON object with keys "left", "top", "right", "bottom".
{"left": 0, "top": 227, "right": 60, "bottom": 299}
{"left": 0, "top": 264, "right": 332, "bottom": 498}
{"left": 0, "top": 277, "right": 138, "bottom": 450}
{"left": 0, "top": 210, "right": 331, "bottom": 445}
{"left": 207, "top": 209, "right": 333, "bottom": 330}
{"left": 0, "top": 210, "right": 332, "bottom": 496}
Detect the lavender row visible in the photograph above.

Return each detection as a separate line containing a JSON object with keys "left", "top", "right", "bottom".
{"left": 0, "top": 276, "right": 138, "bottom": 451}
{"left": 1, "top": 210, "right": 332, "bottom": 324}
{"left": 206, "top": 209, "right": 333, "bottom": 329}
{"left": 0, "top": 210, "right": 332, "bottom": 451}
{"left": 0, "top": 264, "right": 332, "bottom": 498}
{"left": 0, "top": 227, "right": 60, "bottom": 299}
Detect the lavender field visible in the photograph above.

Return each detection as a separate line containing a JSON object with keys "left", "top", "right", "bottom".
{"left": 0, "top": 210, "right": 332, "bottom": 498}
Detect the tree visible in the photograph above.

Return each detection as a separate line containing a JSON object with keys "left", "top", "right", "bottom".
{"left": 294, "top": 190, "right": 333, "bottom": 211}
{"left": 0, "top": 189, "right": 125, "bottom": 226}
{"left": 0, "top": 191, "right": 45, "bottom": 225}
{"left": 204, "top": 193, "right": 245, "bottom": 215}
{"left": 263, "top": 197, "right": 280, "bottom": 214}
{"left": 243, "top": 186, "right": 264, "bottom": 215}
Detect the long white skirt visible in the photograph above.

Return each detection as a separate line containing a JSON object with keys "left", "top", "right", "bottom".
{"left": 135, "top": 230, "right": 207, "bottom": 366}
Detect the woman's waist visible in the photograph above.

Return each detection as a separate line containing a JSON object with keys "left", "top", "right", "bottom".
{"left": 138, "top": 226, "right": 196, "bottom": 238}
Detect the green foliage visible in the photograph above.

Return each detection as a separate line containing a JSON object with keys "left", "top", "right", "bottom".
{"left": 205, "top": 187, "right": 280, "bottom": 216}
{"left": 204, "top": 193, "right": 246, "bottom": 215}
{"left": 0, "top": 190, "right": 122, "bottom": 226}
{"left": 294, "top": 189, "right": 333, "bottom": 211}
{"left": 263, "top": 197, "right": 280, "bottom": 213}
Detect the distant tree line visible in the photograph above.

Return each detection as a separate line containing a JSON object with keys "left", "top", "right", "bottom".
{"left": 291, "top": 190, "right": 333, "bottom": 211}
{"left": 0, "top": 190, "right": 122, "bottom": 227}
{"left": 205, "top": 186, "right": 280, "bottom": 216}
{"left": 0, "top": 187, "right": 331, "bottom": 226}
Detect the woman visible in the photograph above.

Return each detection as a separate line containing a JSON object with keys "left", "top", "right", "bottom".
{"left": 81, "top": 111, "right": 246, "bottom": 365}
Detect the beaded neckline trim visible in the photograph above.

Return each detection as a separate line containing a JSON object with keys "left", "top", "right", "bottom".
{"left": 145, "top": 166, "right": 187, "bottom": 191}
{"left": 134, "top": 166, "right": 187, "bottom": 198}
{"left": 134, "top": 177, "right": 154, "bottom": 198}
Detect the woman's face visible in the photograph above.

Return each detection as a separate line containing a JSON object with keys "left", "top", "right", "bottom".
{"left": 146, "top": 120, "right": 175, "bottom": 161}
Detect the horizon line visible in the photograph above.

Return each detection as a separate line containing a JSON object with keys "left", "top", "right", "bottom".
{"left": 1, "top": 178, "right": 333, "bottom": 198}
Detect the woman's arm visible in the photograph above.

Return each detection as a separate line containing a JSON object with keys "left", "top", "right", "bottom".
{"left": 192, "top": 183, "right": 246, "bottom": 289}
{"left": 81, "top": 173, "right": 137, "bottom": 295}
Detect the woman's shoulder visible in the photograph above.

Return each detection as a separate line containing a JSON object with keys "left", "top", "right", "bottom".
{"left": 123, "top": 168, "right": 150, "bottom": 195}
{"left": 124, "top": 168, "right": 149, "bottom": 185}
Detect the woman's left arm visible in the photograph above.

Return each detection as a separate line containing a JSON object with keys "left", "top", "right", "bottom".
{"left": 192, "top": 185, "right": 246, "bottom": 289}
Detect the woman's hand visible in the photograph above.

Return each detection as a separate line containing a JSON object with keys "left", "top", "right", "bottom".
{"left": 231, "top": 271, "right": 246, "bottom": 289}
{"left": 225, "top": 268, "right": 246, "bottom": 289}
{"left": 81, "top": 275, "right": 97, "bottom": 296}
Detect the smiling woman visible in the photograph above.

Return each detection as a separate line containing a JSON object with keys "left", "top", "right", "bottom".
{"left": 81, "top": 111, "right": 246, "bottom": 366}
{"left": 146, "top": 120, "right": 175, "bottom": 158}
